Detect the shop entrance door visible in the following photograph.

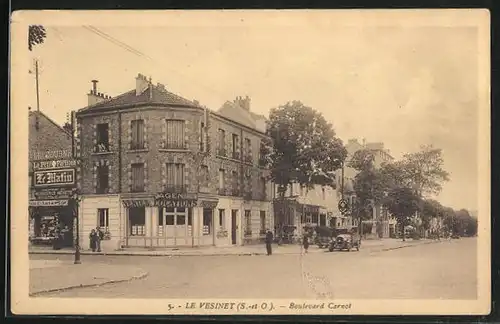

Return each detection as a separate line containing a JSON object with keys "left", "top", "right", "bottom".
{"left": 231, "top": 209, "right": 238, "bottom": 245}
{"left": 158, "top": 207, "right": 191, "bottom": 246}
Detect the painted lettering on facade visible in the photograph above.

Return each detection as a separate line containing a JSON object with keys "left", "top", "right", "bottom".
{"left": 33, "top": 159, "right": 77, "bottom": 170}
{"left": 34, "top": 169, "right": 75, "bottom": 187}
{"left": 33, "top": 188, "right": 74, "bottom": 200}
{"left": 31, "top": 150, "right": 72, "bottom": 161}
{"left": 29, "top": 199, "right": 69, "bottom": 207}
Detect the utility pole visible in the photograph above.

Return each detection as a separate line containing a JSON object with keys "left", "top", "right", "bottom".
{"left": 35, "top": 59, "right": 40, "bottom": 112}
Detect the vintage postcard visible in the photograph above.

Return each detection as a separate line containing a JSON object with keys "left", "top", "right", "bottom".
{"left": 10, "top": 9, "right": 490, "bottom": 316}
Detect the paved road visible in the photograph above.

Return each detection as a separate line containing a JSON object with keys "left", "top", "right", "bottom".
{"left": 31, "top": 237, "right": 477, "bottom": 299}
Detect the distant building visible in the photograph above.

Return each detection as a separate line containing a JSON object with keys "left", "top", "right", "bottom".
{"left": 273, "top": 182, "right": 341, "bottom": 236}
{"left": 339, "top": 138, "right": 397, "bottom": 238}
{"left": 75, "top": 74, "right": 273, "bottom": 250}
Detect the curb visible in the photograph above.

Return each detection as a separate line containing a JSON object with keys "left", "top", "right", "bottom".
{"left": 29, "top": 241, "right": 442, "bottom": 257}
{"left": 29, "top": 271, "right": 149, "bottom": 297}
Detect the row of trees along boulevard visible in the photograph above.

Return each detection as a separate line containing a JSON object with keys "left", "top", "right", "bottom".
{"left": 349, "top": 145, "right": 477, "bottom": 241}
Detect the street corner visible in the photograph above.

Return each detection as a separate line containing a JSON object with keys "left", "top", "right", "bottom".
{"left": 29, "top": 262, "right": 149, "bottom": 296}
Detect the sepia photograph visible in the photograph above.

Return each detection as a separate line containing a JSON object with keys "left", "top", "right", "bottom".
{"left": 10, "top": 9, "right": 490, "bottom": 315}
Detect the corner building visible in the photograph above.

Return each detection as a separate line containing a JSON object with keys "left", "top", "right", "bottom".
{"left": 75, "top": 74, "right": 273, "bottom": 249}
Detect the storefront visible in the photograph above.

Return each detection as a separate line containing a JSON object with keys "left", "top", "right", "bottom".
{"left": 121, "top": 192, "right": 219, "bottom": 248}
{"left": 29, "top": 157, "right": 78, "bottom": 248}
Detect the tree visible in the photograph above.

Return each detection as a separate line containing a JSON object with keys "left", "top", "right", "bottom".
{"left": 264, "top": 101, "right": 347, "bottom": 229}
{"left": 29, "top": 25, "right": 47, "bottom": 51}
{"left": 265, "top": 101, "right": 347, "bottom": 194}
{"left": 420, "top": 198, "right": 444, "bottom": 234}
{"left": 382, "top": 186, "right": 421, "bottom": 241}
{"left": 348, "top": 149, "right": 388, "bottom": 236}
{"left": 401, "top": 145, "right": 450, "bottom": 197}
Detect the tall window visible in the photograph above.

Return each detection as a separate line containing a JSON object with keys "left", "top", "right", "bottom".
{"left": 260, "top": 211, "right": 266, "bottom": 234}
{"left": 218, "top": 169, "right": 225, "bottom": 194}
{"left": 232, "top": 133, "right": 239, "bottom": 159}
{"left": 96, "top": 123, "right": 109, "bottom": 152}
{"left": 96, "top": 164, "right": 109, "bottom": 194}
{"left": 200, "top": 165, "right": 209, "bottom": 189}
{"left": 165, "top": 163, "right": 185, "bottom": 192}
{"left": 129, "top": 207, "right": 145, "bottom": 236}
{"left": 131, "top": 119, "right": 145, "bottom": 150}
{"left": 203, "top": 209, "right": 212, "bottom": 235}
{"left": 259, "top": 177, "right": 267, "bottom": 200}
{"left": 165, "top": 119, "right": 185, "bottom": 149}
{"left": 244, "top": 210, "right": 252, "bottom": 236}
{"left": 131, "top": 163, "right": 145, "bottom": 192}
{"left": 97, "top": 208, "right": 109, "bottom": 231}
{"left": 218, "top": 129, "right": 226, "bottom": 156}
{"left": 231, "top": 170, "right": 239, "bottom": 196}
{"left": 218, "top": 209, "right": 225, "bottom": 229}
{"left": 244, "top": 138, "right": 252, "bottom": 162}
{"left": 200, "top": 122, "right": 205, "bottom": 152}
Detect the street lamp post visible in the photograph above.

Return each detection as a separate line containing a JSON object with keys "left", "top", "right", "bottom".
{"left": 70, "top": 111, "right": 81, "bottom": 264}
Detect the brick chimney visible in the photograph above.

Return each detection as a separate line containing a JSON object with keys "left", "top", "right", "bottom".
{"left": 87, "top": 80, "right": 107, "bottom": 106}
{"left": 136, "top": 73, "right": 149, "bottom": 96}
{"left": 234, "top": 95, "right": 251, "bottom": 111}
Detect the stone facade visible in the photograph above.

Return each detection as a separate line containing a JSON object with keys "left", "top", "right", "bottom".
{"left": 75, "top": 75, "right": 273, "bottom": 248}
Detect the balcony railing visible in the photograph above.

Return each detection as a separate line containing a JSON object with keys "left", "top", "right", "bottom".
{"left": 231, "top": 188, "right": 240, "bottom": 197}
{"left": 217, "top": 148, "right": 226, "bottom": 157}
{"left": 232, "top": 151, "right": 240, "bottom": 160}
{"left": 130, "top": 142, "right": 145, "bottom": 150}
{"left": 218, "top": 188, "right": 228, "bottom": 196}
{"left": 244, "top": 155, "right": 253, "bottom": 163}
{"left": 163, "top": 184, "right": 187, "bottom": 193}
{"left": 243, "top": 191, "right": 253, "bottom": 201}
{"left": 163, "top": 142, "right": 186, "bottom": 150}
{"left": 94, "top": 142, "right": 110, "bottom": 153}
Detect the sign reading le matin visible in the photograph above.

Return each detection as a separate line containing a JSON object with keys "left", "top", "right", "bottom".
{"left": 33, "top": 169, "right": 75, "bottom": 187}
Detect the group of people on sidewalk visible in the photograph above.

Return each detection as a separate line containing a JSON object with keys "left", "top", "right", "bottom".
{"left": 264, "top": 229, "right": 310, "bottom": 256}
{"left": 89, "top": 227, "right": 104, "bottom": 253}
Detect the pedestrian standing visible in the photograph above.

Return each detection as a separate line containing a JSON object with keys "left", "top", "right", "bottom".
{"left": 96, "top": 226, "right": 104, "bottom": 252}
{"left": 302, "top": 234, "right": 309, "bottom": 254}
{"left": 89, "top": 229, "right": 97, "bottom": 252}
{"left": 265, "top": 230, "right": 274, "bottom": 256}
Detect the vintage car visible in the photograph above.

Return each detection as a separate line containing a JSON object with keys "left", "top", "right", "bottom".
{"left": 314, "top": 226, "right": 335, "bottom": 249}
{"left": 329, "top": 233, "right": 361, "bottom": 252}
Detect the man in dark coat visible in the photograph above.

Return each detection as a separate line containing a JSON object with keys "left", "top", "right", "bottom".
{"left": 265, "top": 230, "right": 274, "bottom": 255}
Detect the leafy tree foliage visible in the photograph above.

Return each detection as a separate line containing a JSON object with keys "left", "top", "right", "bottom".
{"left": 401, "top": 144, "right": 450, "bottom": 196}
{"left": 265, "top": 101, "right": 347, "bottom": 196}
{"left": 29, "top": 25, "right": 47, "bottom": 51}
{"left": 382, "top": 186, "right": 421, "bottom": 241}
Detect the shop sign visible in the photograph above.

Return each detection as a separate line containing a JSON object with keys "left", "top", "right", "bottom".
{"left": 33, "top": 159, "right": 78, "bottom": 170}
{"left": 34, "top": 169, "right": 75, "bottom": 187}
{"left": 156, "top": 199, "right": 197, "bottom": 208}
{"left": 122, "top": 199, "right": 154, "bottom": 208}
{"left": 200, "top": 200, "right": 218, "bottom": 209}
{"left": 31, "top": 150, "right": 72, "bottom": 161}
{"left": 33, "top": 188, "right": 74, "bottom": 200}
{"left": 155, "top": 192, "right": 198, "bottom": 200}
{"left": 29, "top": 199, "right": 69, "bottom": 207}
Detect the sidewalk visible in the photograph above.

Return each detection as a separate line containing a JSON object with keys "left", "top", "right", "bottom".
{"left": 29, "top": 238, "right": 443, "bottom": 257}
{"left": 29, "top": 259, "right": 148, "bottom": 296}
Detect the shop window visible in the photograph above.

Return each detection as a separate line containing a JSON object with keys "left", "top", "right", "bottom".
{"left": 131, "top": 119, "right": 145, "bottom": 150}
{"left": 260, "top": 211, "right": 266, "bottom": 234}
{"left": 165, "top": 119, "right": 185, "bottom": 149}
{"left": 320, "top": 214, "right": 326, "bottom": 226}
{"left": 96, "top": 123, "right": 110, "bottom": 152}
{"left": 312, "top": 214, "right": 319, "bottom": 224}
{"left": 96, "top": 164, "right": 109, "bottom": 194}
{"left": 165, "top": 163, "right": 185, "bottom": 193}
{"left": 219, "top": 209, "right": 225, "bottom": 229}
{"left": 131, "top": 163, "right": 145, "bottom": 192}
{"left": 203, "top": 209, "right": 212, "bottom": 235}
{"left": 188, "top": 208, "right": 193, "bottom": 226}
{"left": 244, "top": 210, "right": 252, "bottom": 236}
{"left": 97, "top": 208, "right": 109, "bottom": 231}
{"left": 177, "top": 214, "right": 186, "bottom": 225}
{"left": 129, "top": 207, "right": 145, "bottom": 236}
{"left": 166, "top": 214, "right": 174, "bottom": 225}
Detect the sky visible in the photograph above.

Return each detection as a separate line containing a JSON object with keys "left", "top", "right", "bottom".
{"left": 23, "top": 11, "right": 485, "bottom": 211}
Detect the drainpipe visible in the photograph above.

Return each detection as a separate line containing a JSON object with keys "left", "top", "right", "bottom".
{"left": 118, "top": 111, "right": 123, "bottom": 247}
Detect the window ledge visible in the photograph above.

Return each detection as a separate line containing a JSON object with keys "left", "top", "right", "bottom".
{"left": 127, "top": 149, "right": 149, "bottom": 153}
{"left": 159, "top": 148, "right": 189, "bottom": 153}
{"left": 217, "top": 155, "right": 241, "bottom": 163}
{"left": 92, "top": 151, "right": 114, "bottom": 156}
